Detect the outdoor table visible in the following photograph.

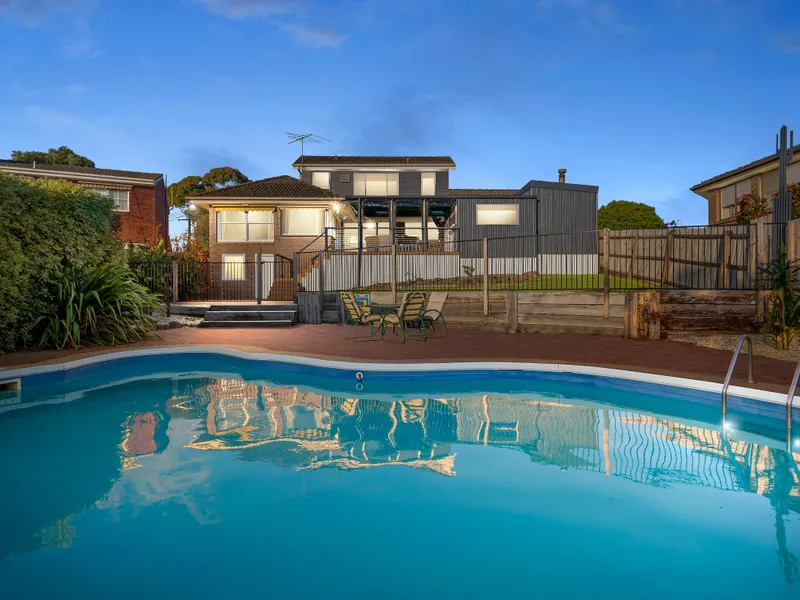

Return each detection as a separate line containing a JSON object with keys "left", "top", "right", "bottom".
{"left": 368, "top": 303, "right": 401, "bottom": 316}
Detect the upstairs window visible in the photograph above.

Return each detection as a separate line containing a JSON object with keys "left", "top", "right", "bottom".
{"left": 421, "top": 172, "right": 436, "bottom": 196}
{"left": 311, "top": 171, "right": 331, "bottom": 189}
{"left": 96, "top": 188, "right": 130, "bottom": 212}
{"left": 476, "top": 204, "right": 519, "bottom": 225}
{"left": 217, "top": 210, "right": 274, "bottom": 242}
{"left": 353, "top": 173, "right": 399, "bottom": 196}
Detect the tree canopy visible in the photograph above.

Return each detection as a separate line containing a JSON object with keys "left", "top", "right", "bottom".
{"left": 598, "top": 200, "right": 665, "bottom": 230}
{"left": 11, "top": 146, "right": 95, "bottom": 168}
{"left": 167, "top": 167, "right": 249, "bottom": 209}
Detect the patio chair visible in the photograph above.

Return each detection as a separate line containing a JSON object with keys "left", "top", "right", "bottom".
{"left": 369, "top": 291, "right": 394, "bottom": 304}
{"left": 381, "top": 292, "right": 428, "bottom": 343}
{"left": 422, "top": 291, "right": 449, "bottom": 336}
{"left": 340, "top": 291, "right": 383, "bottom": 338}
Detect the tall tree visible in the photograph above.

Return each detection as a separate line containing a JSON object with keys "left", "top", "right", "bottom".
{"left": 168, "top": 167, "right": 249, "bottom": 248}
{"left": 11, "top": 146, "right": 95, "bottom": 168}
{"left": 598, "top": 200, "right": 665, "bottom": 230}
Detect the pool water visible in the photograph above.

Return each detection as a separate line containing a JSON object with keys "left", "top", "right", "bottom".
{"left": 1, "top": 356, "right": 799, "bottom": 599}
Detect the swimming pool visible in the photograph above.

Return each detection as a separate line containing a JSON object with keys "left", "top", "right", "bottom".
{"left": 1, "top": 351, "right": 799, "bottom": 599}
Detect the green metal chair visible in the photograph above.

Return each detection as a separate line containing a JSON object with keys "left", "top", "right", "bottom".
{"left": 422, "top": 291, "right": 449, "bottom": 336}
{"left": 381, "top": 292, "right": 428, "bottom": 343}
{"left": 340, "top": 291, "right": 383, "bottom": 338}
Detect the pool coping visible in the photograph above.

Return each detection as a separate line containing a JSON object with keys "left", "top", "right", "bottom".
{"left": 0, "top": 345, "right": 790, "bottom": 408}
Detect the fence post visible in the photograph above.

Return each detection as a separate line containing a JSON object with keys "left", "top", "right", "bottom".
{"left": 718, "top": 231, "right": 730, "bottom": 289}
{"left": 172, "top": 259, "right": 179, "bottom": 303}
{"left": 628, "top": 231, "right": 639, "bottom": 279}
{"left": 391, "top": 243, "right": 398, "bottom": 303}
{"left": 603, "top": 229, "right": 610, "bottom": 319}
{"left": 318, "top": 249, "right": 325, "bottom": 297}
{"left": 256, "top": 249, "right": 263, "bottom": 304}
{"left": 748, "top": 224, "right": 758, "bottom": 289}
{"left": 483, "top": 237, "right": 489, "bottom": 317}
{"left": 292, "top": 252, "right": 299, "bottom": 300}
{"left": 505, "top": 291, "right": 518, "bottom": 334}
{"left": 661, "top": 230, "right": 675, "bottom": 288}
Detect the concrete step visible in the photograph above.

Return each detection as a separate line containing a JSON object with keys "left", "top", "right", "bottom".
{"left": 206, "top": 304, "right": 297, "bottom": 312}
{"left": 203, "top": 310, "right": 297, "bottom": 321}
{"left": 198, "top": 320, "right": 295, "bottom": 328}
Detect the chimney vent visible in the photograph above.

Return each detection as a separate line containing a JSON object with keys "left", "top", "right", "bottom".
{"left": 558, "top": 168, "right": 566, "bottom": 183}
{"left": 33, "top": 160, "right": 37, "bottom": 169}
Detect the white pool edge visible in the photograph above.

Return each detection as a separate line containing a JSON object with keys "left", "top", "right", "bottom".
{"left": 1, "top": 345, "right": 791, "bottom": 408}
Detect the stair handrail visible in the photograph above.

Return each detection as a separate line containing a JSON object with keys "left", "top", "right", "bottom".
{"left": 721, "top": 334, "right": 755, "bottom": 423}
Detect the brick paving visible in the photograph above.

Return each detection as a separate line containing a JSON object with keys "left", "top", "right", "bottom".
{"left": 0, "top": 325, "right": 795, "bottom": 393}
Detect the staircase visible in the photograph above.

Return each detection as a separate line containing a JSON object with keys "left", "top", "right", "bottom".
{"left": 199, "top": 303, "right": 298, "bottom": 328}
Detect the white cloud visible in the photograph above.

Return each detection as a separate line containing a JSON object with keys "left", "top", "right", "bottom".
{"left": 192, "top": 0, "right": 300, "bottom": 19}
{"left": 23, "top": 104, "right": 85, "bottom": 128}
{"left": 534, "top": 0, "right": 636, "bottom": 37}
{"left": 279, "top": 22, "right": 347, "bottom": 48}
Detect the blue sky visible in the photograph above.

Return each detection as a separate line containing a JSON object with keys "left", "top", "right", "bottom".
{"left": 1, "top": 0, "right": 798, "bottom": 233}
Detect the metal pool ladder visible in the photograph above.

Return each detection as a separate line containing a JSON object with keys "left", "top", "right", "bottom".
{"left": 786, "top": 361, "right": 800, "bottom": 450}
{"left": 721, "top": 335, "right": 755, "bottom": 422}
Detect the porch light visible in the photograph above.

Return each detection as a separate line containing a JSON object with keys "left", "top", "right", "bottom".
{"left": 188, "top": 202, "right": 197, "bottom": 211}
{"left": 332, "top": 201, "right": 343, "bottom": 214}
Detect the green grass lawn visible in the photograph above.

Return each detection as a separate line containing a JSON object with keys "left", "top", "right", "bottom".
{"left": 357, "top": 274, "right": 650, "bottom": 293}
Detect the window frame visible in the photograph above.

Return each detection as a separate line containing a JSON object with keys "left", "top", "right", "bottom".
{"left": 475, "top": 204, "right": 519, "bottom": 226}
{"left": 311, "top": 171, "right": 331, "bottom": 190}
{"left": 221, "top": 254, "right": 246, "bottom": 281}
{"left": 353, "top": 172, "right": 400, "bottom": 197}
{"left": 96, "top": 187, "right": 130, "bottom": 212}
{"left": 280, "top": 207, "right": 326, "bottom": 237}
{"left": 216, "top": 210, "right": 275, "bottom": 243}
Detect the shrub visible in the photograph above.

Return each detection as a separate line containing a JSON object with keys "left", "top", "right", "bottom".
{"left": 759, "top": 244, "right": 800, "bottom": 350}
{"left": 35, "top": 263, "right": 160, "bottom": 350}
{"left": 598, "top": 200, "right": 665, "bottom": 229}
{"left": 0, "top": 175, "right": 122, "bottom": 352}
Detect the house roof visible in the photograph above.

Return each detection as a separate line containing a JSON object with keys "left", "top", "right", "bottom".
{"left": 690, "top": 144, "right": 800, "bottom": 192}
{"left": 190, "top": 175, "right": 340, "bottom": 199}
{"left": 449, "top": 188, "right": 519, "bottom": 197}
{"left": 0, "top": 159, "right": 162, "bottom": 181}
{"left": 292, "top": 155, "right": 456, "bottom": 168}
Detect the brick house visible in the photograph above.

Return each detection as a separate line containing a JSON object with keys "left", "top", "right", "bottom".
{"left": 691, "top": 143, "right": 800, "bottom": 224}
{"left": 0, "top": 160, "right": 168, "bottom": 246}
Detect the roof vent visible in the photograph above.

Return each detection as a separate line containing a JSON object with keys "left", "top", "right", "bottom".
{"left": 33, "top": 160, "right": 37, "bottom": 169}
{"left": 558, "top": 168, "right": 567, "bottom": 183}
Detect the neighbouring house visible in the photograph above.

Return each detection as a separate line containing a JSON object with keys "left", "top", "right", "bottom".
{"left": 0, "top": 160, "right": 169, "bottom": 246}
{"left": 691, "top": 143, "right": 800, "bottom": 224}
{"left": 189, "top": 155, "right": 598, "bottom": 297}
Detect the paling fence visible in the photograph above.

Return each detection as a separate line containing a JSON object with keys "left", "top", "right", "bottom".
{"left": 295, "top": 225, "right": 761, "bottom": 294}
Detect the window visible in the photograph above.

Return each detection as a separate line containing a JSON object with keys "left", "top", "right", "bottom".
{"left": 222, "top": 254, "right": 246, "bottom": 280}
{"left": 789, "top": 161, "right": 800, "bottom": 185}
{"left": 281, "top": 208, "right": 325, "bottom": 236}
{"left": 722, "top": 205, "right": 736, "bottom": 220}
{"left": 96, "top": 188, "right": 130, "bottom": 211}
{"left": 476, "top": 204, "right": 519, "bottom": 225}
{"left": 353, "top": 173, "right": 399, "bottom": 196}
{"left": 216, "top": 210, "right": 274, "bottom": 242}
{"left": 734, "top": 179, "right": 751, "bottom": 199}
{"left": 311, "top": 171, "right": 331, "bottom": 189}
{"left": 421, "top": 172, "right": 436, "bottom": 196}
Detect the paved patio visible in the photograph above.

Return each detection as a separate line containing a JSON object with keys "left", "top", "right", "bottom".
{"left": 0, "top": 325, "right": 796, "bottom": 393}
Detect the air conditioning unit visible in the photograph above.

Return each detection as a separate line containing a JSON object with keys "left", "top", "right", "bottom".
{"left": 340, "top": 174, "right": 351, "bottom": 183}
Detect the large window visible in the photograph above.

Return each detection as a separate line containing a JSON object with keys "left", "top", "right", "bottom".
{"left": 281, "top": 208, "right": 325, "bottom": 236}
{"left": 421, "top": 172, "right": 436, "bottom": 196}
{"left": 222, "top": 254, "right": 246, "bottom": 280}
{"left": 96, "top": 188, "right": 130, "bottom": 212}
{"left": 353, "top": 173, "right": 399, "bottom": 196}
{"left": 216, "top": 210, "right": 274, "bottom": 242}
{"left": 476, "top": 204, "right": 519, "bottom": 225}
{"left": 311, "top": 171, "right": 331, "bottom": 189}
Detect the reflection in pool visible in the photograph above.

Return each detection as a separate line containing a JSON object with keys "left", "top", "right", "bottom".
{"left": 1, "top": 372, "right": 799, "bottom": 599}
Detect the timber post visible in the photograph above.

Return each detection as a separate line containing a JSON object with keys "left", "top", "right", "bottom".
{"left": 391, "top": 243, "right": 398, "bottom": 303}
{"left": 602, "top": 228, "right": 610, "bottom": 318}
{"left": 661, "top": 230, "right": 675, "bottom": 288}
{"left": 172, "top": 259, "right": 179, "bottom": 303}
{"left": 483, "top": 237, "right": 489, "bottom": 317}
{"left": 256, "top": 249, "right": 263, "bottom": 305}
{"left": 718, "top": 231, "right": 731, "bottom": 290}
{"left": 628, "top": 231, "right": 639, "bottom": 279}
{"left": 292, "top": 252, "right": 299, "bottom": 300}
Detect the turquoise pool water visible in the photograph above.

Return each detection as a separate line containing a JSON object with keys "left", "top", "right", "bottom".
{"left": 1, "top": 354, "right": 799, "bottom": 599}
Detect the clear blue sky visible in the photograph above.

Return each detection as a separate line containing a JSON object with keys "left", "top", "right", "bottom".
{"left": 1, "top": 0, "right": 798, "bottom": 233}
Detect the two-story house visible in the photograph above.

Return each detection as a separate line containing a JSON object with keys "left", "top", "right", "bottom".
{"left": 191, "top": 155, "right": 599, "bottom": 270}
{"left": 0, "top": 160, "right": 169, "bottom": 246}
{"left": 691, "top": 144, "right": 800, "bottom": 224}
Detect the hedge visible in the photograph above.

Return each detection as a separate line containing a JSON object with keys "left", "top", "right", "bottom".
{"left": 0, "top": 175, "right": 123, "bottom": 352}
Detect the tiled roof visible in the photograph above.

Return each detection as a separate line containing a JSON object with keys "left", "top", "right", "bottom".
{"left": 191, "top": 175, "right": 340, "bottom": 199}
{"left": 292, "top": 155, "right": 456, "bottom": 167}
{"left": 449, "top": 188, "right": 519, "bottom": 197}
{"left": 0, "top": 159, "right": 162, "bottom": 180}
{"left": 691, "top": 144, "right": 800, "bottom": 191}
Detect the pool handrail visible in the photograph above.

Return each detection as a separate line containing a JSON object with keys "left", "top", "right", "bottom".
{"left": 721, "top": 334, "right": 755, "bottom": 423}
{"left": 786, "top": 359, "right": 800, "bottom": 451}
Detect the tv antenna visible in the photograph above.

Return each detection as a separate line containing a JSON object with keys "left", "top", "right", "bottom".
{"left": 287, "top": 132, "right": 330, "bottom": 173}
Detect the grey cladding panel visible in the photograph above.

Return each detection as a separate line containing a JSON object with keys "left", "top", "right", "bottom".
{"left": 399, "top": 172, "right": 421, "bottom": 196}
{"left": 435, "top": 171, "right": 449, "bottom": 196}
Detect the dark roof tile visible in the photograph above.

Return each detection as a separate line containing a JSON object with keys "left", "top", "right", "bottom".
{"left": 449, "top": 188, "right": 519, "bottom": 197}
{"left": 292, "top": 155, "right": 456, "bottom": 167}
{"left": 691, "top": 144, "right": 800, "bottom": 191}
{"left": 0, "top": 159, "right": 162, "bottom": 180}
{"left": 191, "top": 175, "right": 340, "bottom": 199}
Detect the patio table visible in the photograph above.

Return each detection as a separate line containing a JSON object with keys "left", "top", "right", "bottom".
{"left": 368, "top": 303, "right": 402, "bottom": 316}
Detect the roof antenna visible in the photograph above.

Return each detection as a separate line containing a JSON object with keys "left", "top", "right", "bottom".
{"left": 287, "top": 132, "right": 330, "bottom": 175}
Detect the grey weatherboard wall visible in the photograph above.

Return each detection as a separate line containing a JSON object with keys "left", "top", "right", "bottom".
{"left": 301, "top": 169, "right": 449, "bottom": 197}
{"left": 456, "top": 180, "right": 599, "bottom": 258}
